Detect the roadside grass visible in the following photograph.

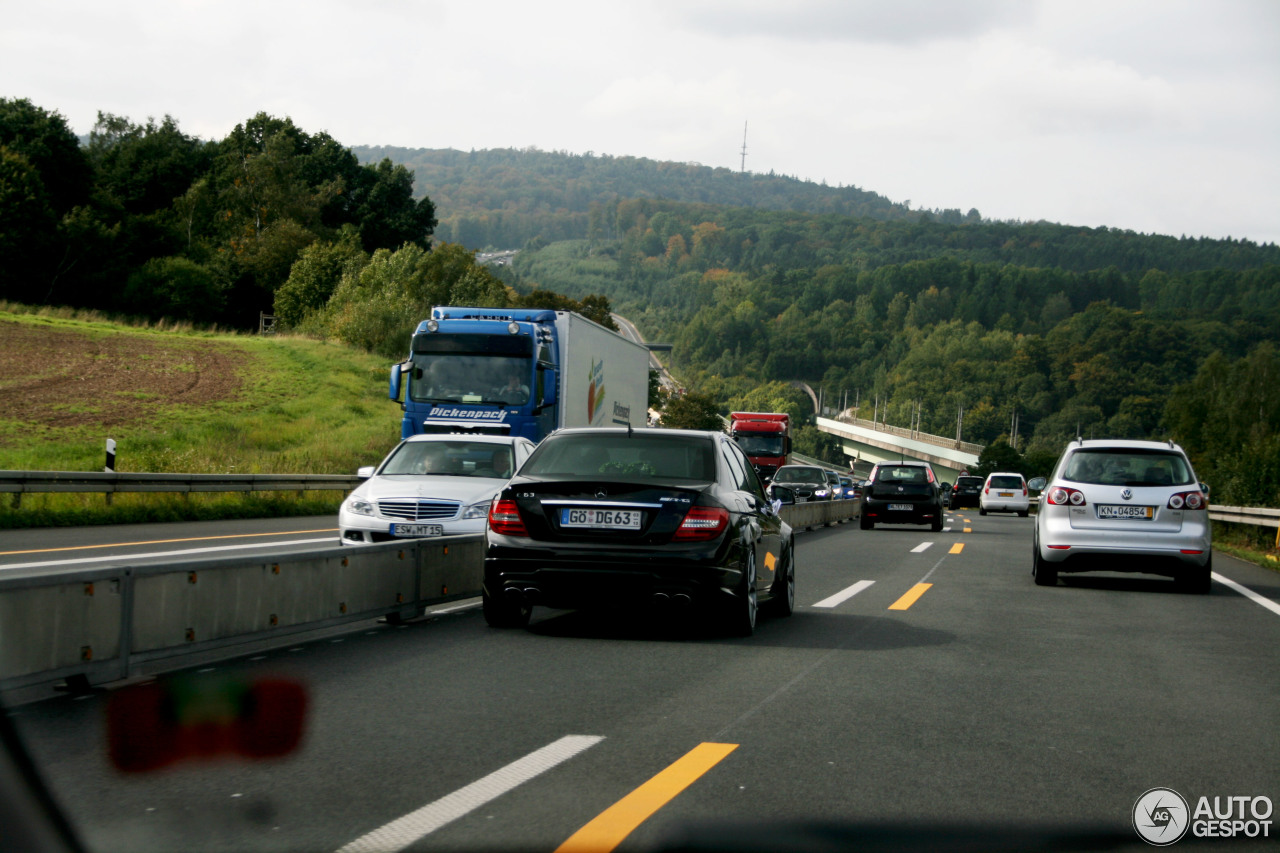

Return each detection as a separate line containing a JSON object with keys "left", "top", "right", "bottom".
{"left": 0, "top": 305, "right": 400, "bottom": 529}
{"left": 1212, "top": 521, "right": 1280, "bottom": 575}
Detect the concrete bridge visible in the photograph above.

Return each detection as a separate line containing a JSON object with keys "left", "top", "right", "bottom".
{"left": 816, "top": 415, "right": 983, "bottom": 484}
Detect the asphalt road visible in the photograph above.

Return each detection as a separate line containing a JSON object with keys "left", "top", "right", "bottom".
{"left": 8, "top": 511, "right": 1279, "bottom": 853}
{"left": 0, "top": 516, "right": 340, "bottom": 576}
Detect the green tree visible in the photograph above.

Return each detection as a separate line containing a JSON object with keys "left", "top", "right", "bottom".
{"left": 660, "top": 391, "right": 722, "bottom": 430}
{"left": 1166, "top": 343, "right": 1280, "bottom": 505}
{"left": 274, "top": 226, "right": 368, "bottom": 327}
{"left": 122, "top": 256, "right": 224, "bottom": 321}
{"left": 0, "top": 146, "right": 56, "bottom": 298}
{"left": 973, "top": 438, "right": 1023, "bottom": 478}
{"left": 0, "top": 99, "right": 94, "bottom": 301}
{"left": 0, "top": 98, "right": 91, "bottom": 215}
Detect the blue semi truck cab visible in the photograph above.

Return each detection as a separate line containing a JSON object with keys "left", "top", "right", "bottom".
{"left": 388, "top": 307, "right": 649, "bottom": 442}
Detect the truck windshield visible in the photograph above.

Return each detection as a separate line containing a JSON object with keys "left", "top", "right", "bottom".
{"left": 409, "top": 334, "right": 534, "bottom": 405}
{"left": 734, "top": 435, "right": 785, "bottom": 456}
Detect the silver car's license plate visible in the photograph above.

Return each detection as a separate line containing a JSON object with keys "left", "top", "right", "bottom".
{"left": 888, "top": 503, "right": 913, "bottom": 511}
{"left": 1096, "top": 505, "right": 1153, "bottom": 519}
{"left": 390, "top": 523, "right": 444, "bottom": 537}
{"left": 561, "top": 508, "right": 642, "bottom": 529}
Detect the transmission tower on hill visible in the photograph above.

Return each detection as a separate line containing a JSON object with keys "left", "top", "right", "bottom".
{"left": 740, "top": 120, "right": 748, "bottom": 173}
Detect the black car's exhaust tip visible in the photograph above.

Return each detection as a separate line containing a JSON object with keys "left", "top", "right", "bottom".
{"left": 652, "top": 592, "right": 671, "bottom": 605}
{"left": 672, "top": 593, "right": 692, "bottom": 607}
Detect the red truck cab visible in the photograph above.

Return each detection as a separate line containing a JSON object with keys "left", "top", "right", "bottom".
{"left": 728, "top": 412, "right": 791, "bottom": 484}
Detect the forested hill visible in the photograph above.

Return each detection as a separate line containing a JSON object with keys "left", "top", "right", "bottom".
{"left": 351, "top": 145, "right": 919, "bottom": 246}
{"left": 356, "top": 145, "right": 1279, "bottom": 276}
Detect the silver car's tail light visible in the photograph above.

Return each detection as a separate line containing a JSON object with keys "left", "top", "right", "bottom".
{"left": 1046, "top": 487, "right": 1085, "bottom": 506}
{"left": 1169, "top": 491, "right": 1206, "bottom": 510}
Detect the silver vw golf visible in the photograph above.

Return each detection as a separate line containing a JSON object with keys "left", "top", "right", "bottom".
{"left": 1029, "top": 439, "right": 1212, "bottom": 592}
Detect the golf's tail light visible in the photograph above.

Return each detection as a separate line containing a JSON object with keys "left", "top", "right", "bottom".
{"left": 673, "top": 506, "right": 729, "bottom": 541}
{"left": 488, "top": 498, "right": 528, "bottom": 536}
{"left": 1046, "top": 487, "right": 1085, "bottom": 506}
{"left": 1170, "top": 491, "right": 1206, "bottom": 510}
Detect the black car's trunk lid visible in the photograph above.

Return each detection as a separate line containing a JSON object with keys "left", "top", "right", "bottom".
{"left": 512, "top": 478, "right": 715, "bottom": 544}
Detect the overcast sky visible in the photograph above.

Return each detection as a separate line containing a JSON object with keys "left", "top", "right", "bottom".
{"left": 5, "top": 0, "right": 1278, "bottom": 244}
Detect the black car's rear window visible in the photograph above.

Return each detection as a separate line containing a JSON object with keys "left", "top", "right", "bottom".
{"left": 1061, "top": 449, "right": 1194, "bottom": 486}
{"left": 875, "top": 466, "right": 929, "bottom": 484}
{"left": 957, "top": 477, "right": 983, "bottom": 487}
{"left": 522, "top": 433, "right": 715, "bottom": 482}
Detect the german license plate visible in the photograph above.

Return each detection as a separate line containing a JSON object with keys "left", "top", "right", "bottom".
{"left": 1096, "top": 505, "right": 1153, "bottom": 519}
{"left": 888, "top": 503, "right": 913, "bottom": 511}
{"left": 561, "top": 508, "right": 642, "bottom": 529}
{"left": 390, "top": 523, "right": 444, "bottom": 537}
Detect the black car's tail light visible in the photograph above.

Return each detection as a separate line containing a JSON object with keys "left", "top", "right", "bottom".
{"left": 1168, "top": 491, "right": 1206, "bottom": 510}
{"left": 488, "top": 497, "right": 529, "bottom": 536}
{"left": 673, "top": 506, "right": 729, "bottom": 541}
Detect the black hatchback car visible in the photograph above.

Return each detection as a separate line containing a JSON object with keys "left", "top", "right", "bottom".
{"left": 946, "top": 475, "right": 984, "bottom": 510}
{"left": 483, "top": 428, "right": 796, "bottom": 636}
{"left": 860, "top": 460, "right": 944, "bottom": 531}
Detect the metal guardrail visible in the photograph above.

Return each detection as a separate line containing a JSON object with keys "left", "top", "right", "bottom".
{"left": 1209, "top": 505, "right": 1280, "bottom": 528}
{"left": 0, "top": 470, "right": 362, "bottom": 508}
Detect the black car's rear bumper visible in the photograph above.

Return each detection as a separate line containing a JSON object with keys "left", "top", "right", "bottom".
{"left": 484, "top": 540, "right": 745, "bottom": 611}
{"left": 862, "top": 500, "right": 942, "bottom": 525}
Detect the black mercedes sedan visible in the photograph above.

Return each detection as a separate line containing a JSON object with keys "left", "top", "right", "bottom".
{"left": 483, "top": 427, "right": 795, "bottom": 636}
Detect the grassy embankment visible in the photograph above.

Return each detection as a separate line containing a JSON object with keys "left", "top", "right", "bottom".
{"left": 0, "top": 304, "right": 399, "bottom": 528}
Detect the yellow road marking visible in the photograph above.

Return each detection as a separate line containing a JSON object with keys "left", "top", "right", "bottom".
{"left": 949, "top": 542, "right": 965, "bottom": 554}
{"left": 554, "top": 743, "right": 738, "bottom": 853}
{"left": 888, "top": 583, "right": 933, "bottom": 611}
{"left": 0, "top": 529, "right": 338, "bottom": 557}
{"left": 963, "top": 527, "right": 972, "bottom": 533}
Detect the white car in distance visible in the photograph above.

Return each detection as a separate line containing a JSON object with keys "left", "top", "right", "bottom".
{"left": 339, "top": 434, "right": 536, "bottom": 544}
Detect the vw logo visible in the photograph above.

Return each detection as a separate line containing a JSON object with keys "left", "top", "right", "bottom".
{"left": 1121, "top": 489, "right": 1133, "bottom": 501}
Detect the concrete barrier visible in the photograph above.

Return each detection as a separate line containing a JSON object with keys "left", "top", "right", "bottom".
{"left": 780, "top": 497, "right": 861, "bottom": 530}
{"left": 0, "top": 537, "right": 484, "bottom": 699}
{"left": 1, "top": 501, "right": 861, "bottom": 699}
